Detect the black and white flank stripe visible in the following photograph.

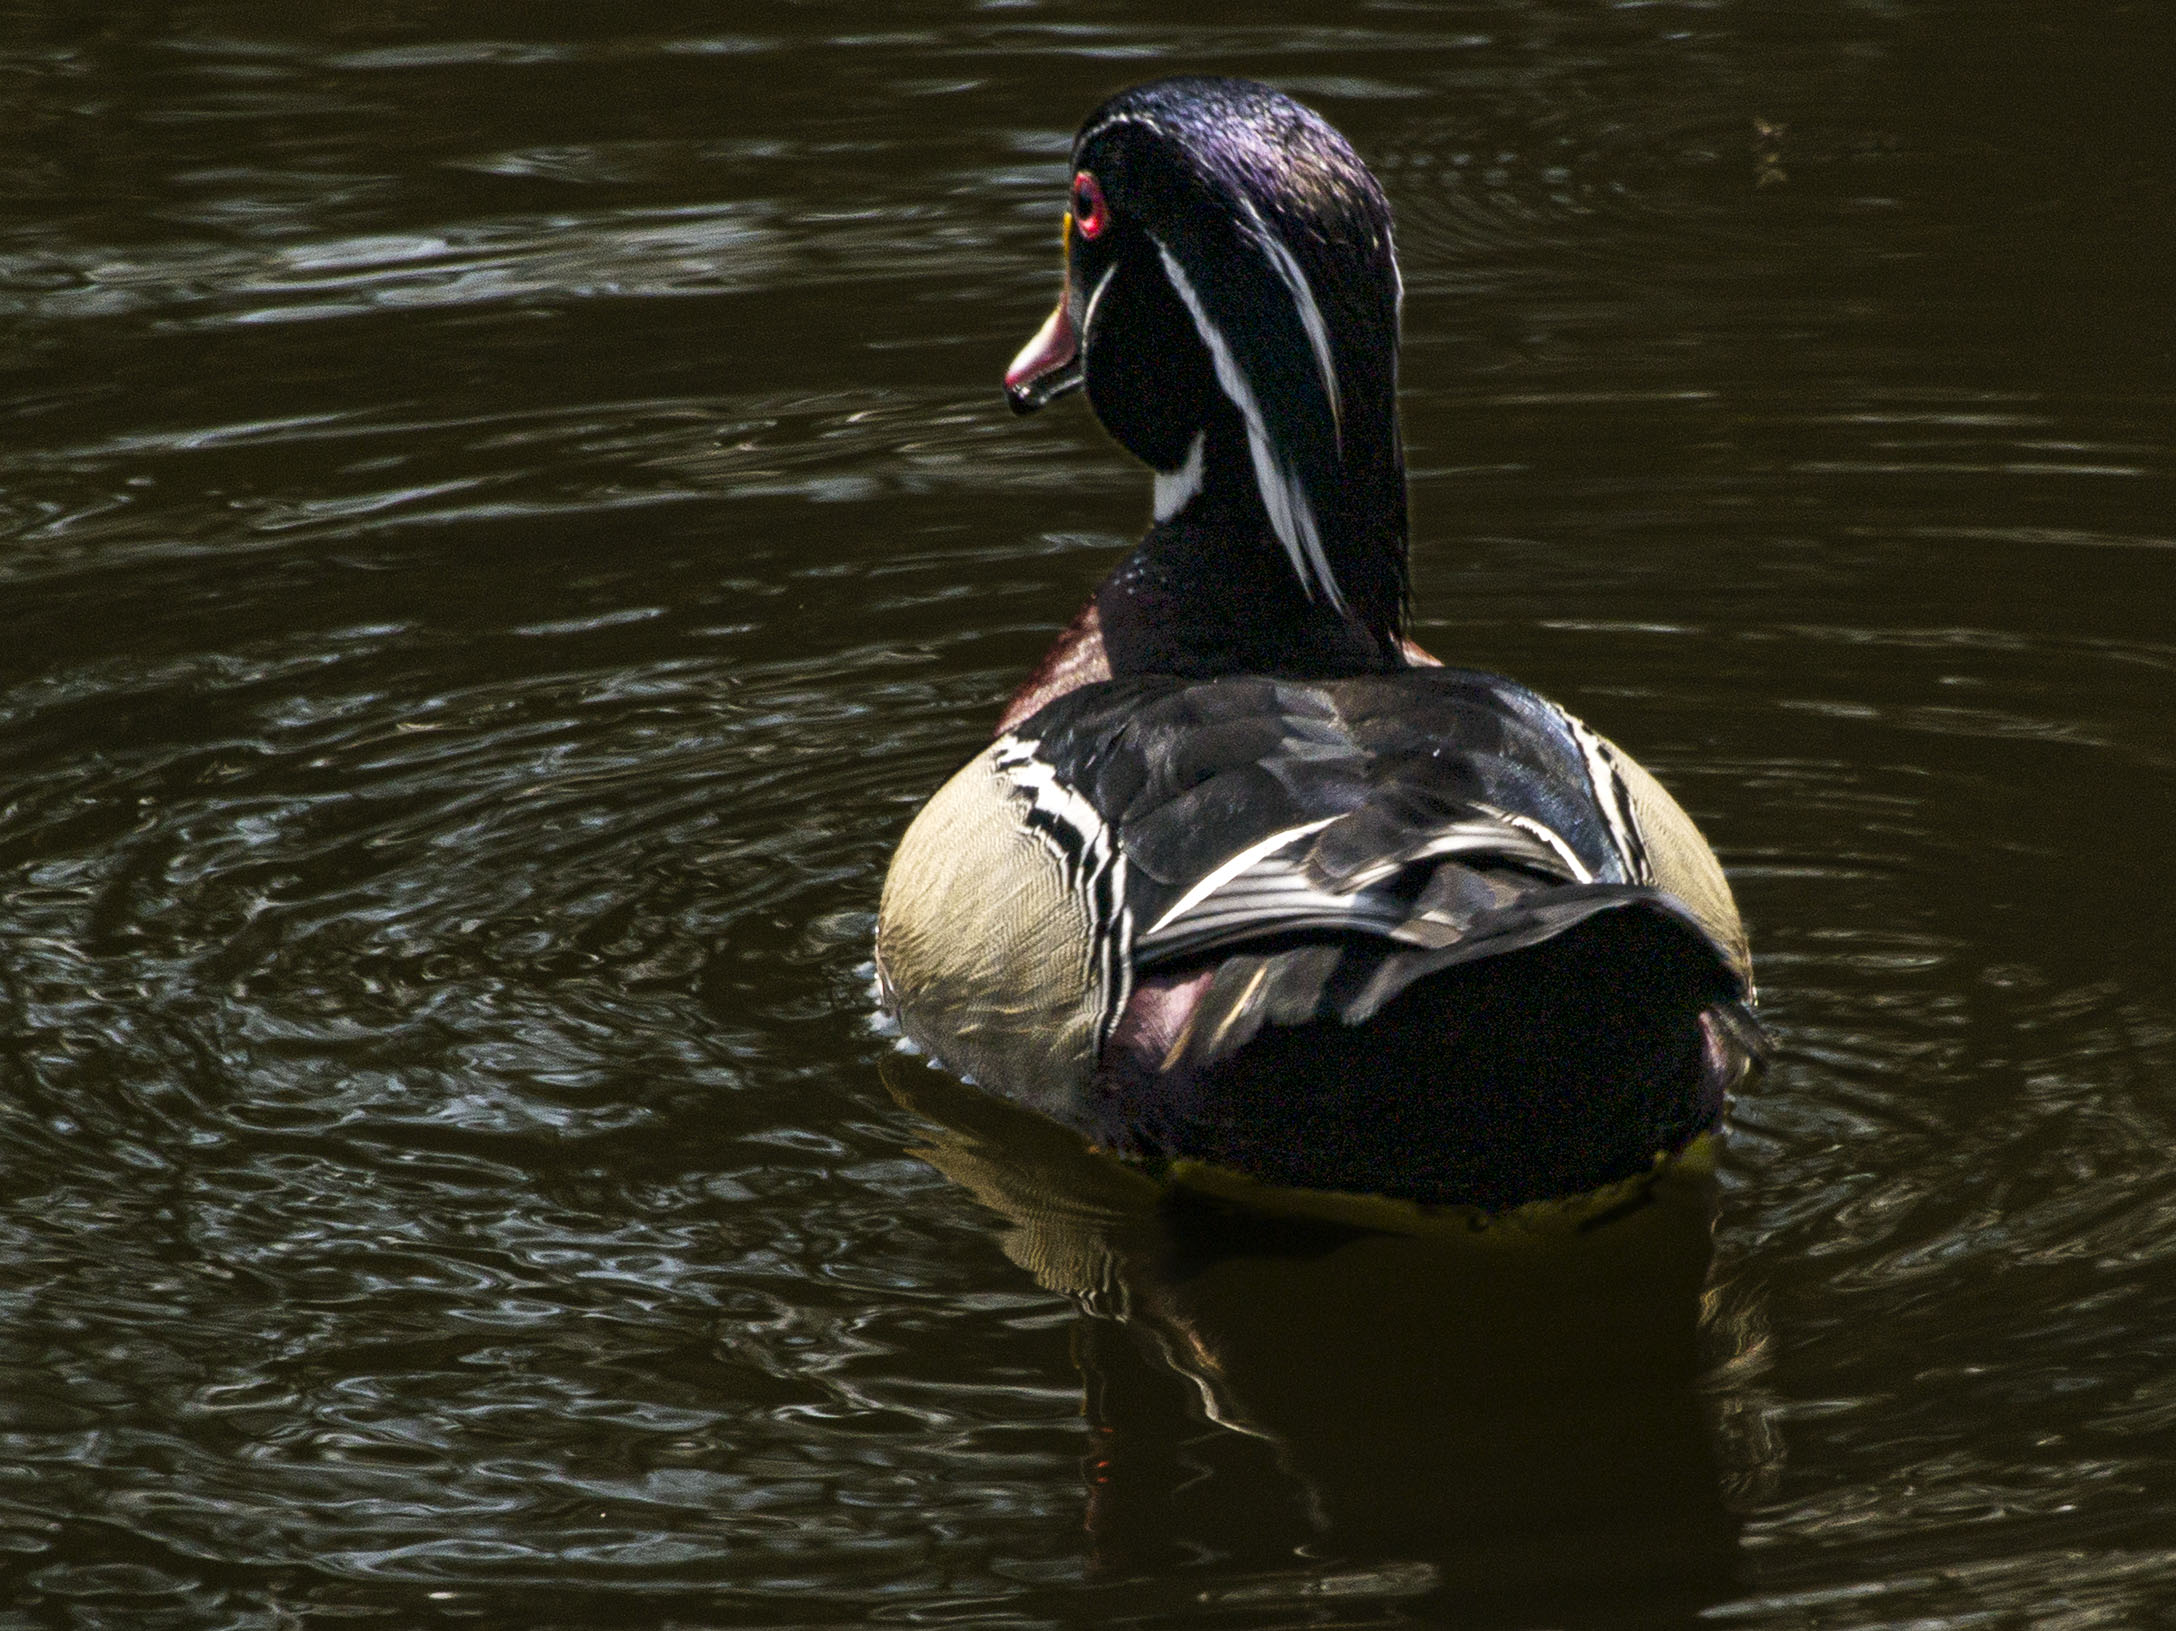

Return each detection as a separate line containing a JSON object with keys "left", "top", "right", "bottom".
{"left": 990, "top": 732, "right": 1135, "bottom": 1049}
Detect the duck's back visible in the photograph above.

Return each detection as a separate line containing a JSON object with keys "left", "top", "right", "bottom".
{"left": 878, "top": 668, "right": 1756, "bottom": 1207}
{"left": 888, "top": 76, "right": 1761, "bottom": 1208}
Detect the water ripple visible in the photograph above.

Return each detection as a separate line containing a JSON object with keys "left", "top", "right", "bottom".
{"left": 1, "top": 0, "right": 2174, "bottom": 1624}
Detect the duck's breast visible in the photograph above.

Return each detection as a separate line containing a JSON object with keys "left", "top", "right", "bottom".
{"left": 876, "top": 738, "right": 1126, "bottom": 1112}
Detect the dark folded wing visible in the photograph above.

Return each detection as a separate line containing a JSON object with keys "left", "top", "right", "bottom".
{"left": 1009, "top": 666, "right": 1734, "bottom": 985}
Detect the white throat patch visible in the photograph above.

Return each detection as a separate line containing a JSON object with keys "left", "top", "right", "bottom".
{"left": 1152, "top": 431, "right": 1206, "bottom": 523}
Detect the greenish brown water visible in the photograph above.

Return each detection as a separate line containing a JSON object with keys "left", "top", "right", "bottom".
{"left": 1, "top": 3, "right": 2173, "bottom": 1626}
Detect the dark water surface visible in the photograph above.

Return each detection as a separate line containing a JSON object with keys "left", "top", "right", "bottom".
{"left": 2, "top": 2, "right": 2173, "bottom": 1626}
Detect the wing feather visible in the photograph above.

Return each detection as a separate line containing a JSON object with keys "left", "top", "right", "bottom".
{"left": 1008, "top": 665, "right": 1748, "bottom": 995}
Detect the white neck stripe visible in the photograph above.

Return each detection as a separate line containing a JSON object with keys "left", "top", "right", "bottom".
{"left": 1242, "top": 202, "right": 1341, "bottom": 442}
{"left": 1152, "top": 238, "right": 1347, "bottom": 615}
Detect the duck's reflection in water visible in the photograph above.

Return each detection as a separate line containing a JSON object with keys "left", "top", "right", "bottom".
{"left": 887, "top": 1058, "right": 1760, "bottom": 1628}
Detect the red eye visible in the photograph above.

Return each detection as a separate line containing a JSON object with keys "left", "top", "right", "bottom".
{"left": 1072, "top": 171, "right": 1109, "bottom": 240}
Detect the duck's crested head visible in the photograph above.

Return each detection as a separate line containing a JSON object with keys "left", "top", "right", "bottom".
{"left": 1007, "top": 76, "right": 1407, "bottom": 628}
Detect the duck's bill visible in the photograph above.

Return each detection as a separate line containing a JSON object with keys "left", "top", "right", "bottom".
{"left": 1004, "top": 299, "right": 1083, "bottom": 414}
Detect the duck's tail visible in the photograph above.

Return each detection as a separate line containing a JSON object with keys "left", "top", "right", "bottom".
{"left": 1095, "top": 873, "right": 1761, "bottom": 1210}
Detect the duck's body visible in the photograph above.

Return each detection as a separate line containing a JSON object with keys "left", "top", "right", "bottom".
{"left": 877, "top": 77, "right": 1757, "bottom": 1209}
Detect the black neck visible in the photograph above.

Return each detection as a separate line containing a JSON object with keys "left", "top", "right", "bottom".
{"left": 1093, "top": 406, "right": 1410, "bottom": 681}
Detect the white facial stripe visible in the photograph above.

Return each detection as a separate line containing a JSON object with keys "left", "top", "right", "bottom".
{"left": 1245, "top": 207, "right": 1341, "bottom": 441}
{"left": 1153, "top": 239, "right": 1347, "bottom": 615}
{"left": 1152, "top": 430, "right": 1205, "bottom": 523}
{"left": 1072, "top": 111, "right": 1156, "bottom": 152}
{"left": 1080, "top": 261, "right": 1119, "bottom": 347}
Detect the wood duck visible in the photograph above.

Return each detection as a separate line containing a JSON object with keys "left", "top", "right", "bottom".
{"left": 876, "top": 76, "right": 1759, "bottom": 1212}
